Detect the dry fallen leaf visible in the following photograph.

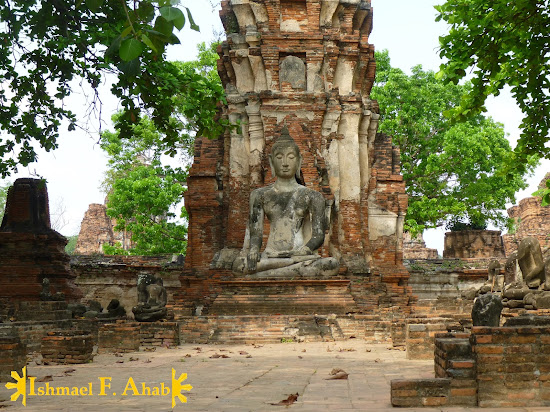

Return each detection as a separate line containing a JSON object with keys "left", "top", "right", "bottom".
{"left": 210, "top": 353, "right": 230, "bottom": 359}
{"left": 325, "top": 368, "right": 348, "bottom": 380}
{"left": 37, "top": 375, "right": 53, "bottom": 382}
{"left": 270, "top": 393, "right": 299, "bottom": 406}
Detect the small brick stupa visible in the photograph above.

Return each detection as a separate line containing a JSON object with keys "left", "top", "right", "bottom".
{"left": 0, "top": 178, "right": 82, "bottom": 307}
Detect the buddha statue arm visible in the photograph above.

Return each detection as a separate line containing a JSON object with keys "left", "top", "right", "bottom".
{"left": 302, "top": 191, "right": 326, "bottom": 253}
{"left": 247, "top": 190, "right": 264, "bottom": 271}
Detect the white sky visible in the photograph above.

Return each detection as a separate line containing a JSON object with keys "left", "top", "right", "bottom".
{"left": 4, "top": 0, "right": 549, "bottom": 254}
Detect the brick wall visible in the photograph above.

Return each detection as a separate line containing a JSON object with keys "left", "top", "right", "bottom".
{"left": 41, "top": 331, "right": 95, "bottom": 364}
{"left": 472, "top": 325, "right": 550, "bottom": 407}
{"left": 434, "top": 332, "right": 477, "bottom": 406}
{"left": 392, "top": 324, "right": 550, "bottom": 408}
{"left": 178, "top": 314, "right": 394, "bottom": 344}
{"left": 0, "top": 336, "right": 26, "bottom": 382}
{"left": 139, "top": 322, "right": 179, "bottom": 348}
{"left": 98, "top": 322, "right": 140, "bottom": 354}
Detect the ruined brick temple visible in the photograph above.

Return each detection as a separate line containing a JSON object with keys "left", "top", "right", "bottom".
{"left": 181, "top": 0, "right": 411, "bottom": 318}
{"left": 0, "top": 179, "right": 81, "bottom": 306}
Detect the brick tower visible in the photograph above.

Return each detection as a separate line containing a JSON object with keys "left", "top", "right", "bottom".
{"left": 180, "top": 0, "right": 412, "bottom": 318}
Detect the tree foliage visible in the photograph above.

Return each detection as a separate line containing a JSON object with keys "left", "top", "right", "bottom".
{"left": 101, "top": 42, "right": 222, "bottom": 255}
{"left": 101, "top": 115, "right": 188, "bottom": 255}
{"left": 435, "top": 0, "right": 550, "bottom": 169}
{"left": 65, "top": 235, "right": 78, "bottom": 255}
{"left": 371, "top": 50, "right": 537, "bottom": 234}
{"left": 0, "top": 0, "right": 221, "bottom": 177}
{"left": 0, "top": 182, "right": 8, "bottom": 219}
{"left": 534, "top": 175, "right": 550, "bottom": 207}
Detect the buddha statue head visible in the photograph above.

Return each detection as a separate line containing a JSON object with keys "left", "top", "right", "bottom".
{"left": 269, "top": 126, "right": 302, "bottom": 181}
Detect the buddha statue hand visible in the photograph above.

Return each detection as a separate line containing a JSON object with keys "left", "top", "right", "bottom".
{"left": 247, "top": 247, "right": 260, "bottom": 272}
{"left": 291, "top": 245, "right": 313, "bottom": 257}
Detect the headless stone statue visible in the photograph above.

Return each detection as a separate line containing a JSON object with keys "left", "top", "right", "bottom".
{"left": 517, "top": 236, "right": 549, "bottom": 289}
{"left": 132, "top": 276, "right": 168, "bottom": 322}
{"left": 488, "top": 259, "right": 504, "bottom": 292}
{"left": 238, "top": 127, "right": 338, "bottom": 278}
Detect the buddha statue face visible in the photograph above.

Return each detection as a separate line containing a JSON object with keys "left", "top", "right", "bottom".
{"left": 269, "top": 127, "right": 302, "bottom": 180}
{"left": 270, "top": 145, "right": 300, "bottom": 179}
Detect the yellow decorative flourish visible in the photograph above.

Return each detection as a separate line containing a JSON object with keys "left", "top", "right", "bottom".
{"left": 171, "top": 368, "right": 192, "bottom": 408}
{"left": 5, "top": 366, "right": 26, "bottom": 406}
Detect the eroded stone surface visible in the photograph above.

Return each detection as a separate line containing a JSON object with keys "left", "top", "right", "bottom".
{"left": 443, "top": 230, "right": 505, "bottom": 259}
{"left": 471, "top": 293, "right": 502, "bottom": 326}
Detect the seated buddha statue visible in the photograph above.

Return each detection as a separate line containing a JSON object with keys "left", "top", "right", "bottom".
{"left": 239, "top": 127, "right": 339, "bottom": 278}
{"left": 132, "top": 276, "right": 168, "bottom": 321}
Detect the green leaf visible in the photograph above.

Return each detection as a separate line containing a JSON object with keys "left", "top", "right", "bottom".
{"left": 154, "top": 16, "right": 173, "bottom": 37}
{"left": 185, "top": 7, "right": 200, "bottom": 31}
{"left": 159, "top": 6, "right": 184, "bottom": 22}
{"left": 138, "top": 2, "right": 155, "bottom": 22}
{"left": 167, "top": 34, "right": 181, "bottom": 45}
{"left": 141, "top": 34, "right": 157, "bottom": 53}
{"left": 118, "top": 59, "right": 141, "bottom": 77}
{"left": 105, "top": 35, "right": 122, "bottom": 59}
{"left": 119, "top": 39, "right": 144, "bottom": 61}
{"left": 85, "top": 0, "right": 104, "bottom": 13}
{"left": 173, "top": 13, "right": 186, "bottom": 30}
{"left": 120, "top": 26, "right": 133, "bottom": 39}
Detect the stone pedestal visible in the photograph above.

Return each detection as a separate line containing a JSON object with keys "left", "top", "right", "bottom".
{"left": 210, "top": 279, "right": 357, "bottom": 315}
